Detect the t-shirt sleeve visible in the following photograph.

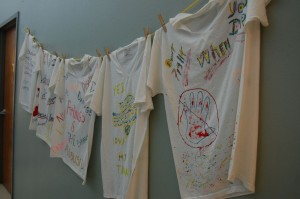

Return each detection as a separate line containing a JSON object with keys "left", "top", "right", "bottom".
{"left": 228, "top": 1, "right": 271, "bottom": 190}
{"left": 134, "top": 35, "right": 154, "bottom": 112}
{"left": 18, "top": 33, "right": 29, "bottom": 60}
{"left": 54, "top": 61, "right": 65, "bottom": 98}
{"left": 49, "top": 57, "right": 61, "bottom": 90}
{"left": 246, "top": 0, "right": 271, "bottom": 27}
{"left": 34, "top": 47, "right": 43, "bottom": 73}
{"left": 28, "top": 48, "right": 43, "bottom": 129}
{"left": 28, "top": 73, "right": 41, "bottom": 130}
{"left": 85, "top": 58, "right": 102, "bottom": 105}
{"left": 146, "top": 29, "right": 165, "bottom": 97}
{"left": 89, "top": 56, "right": 107, "bottom": 116}
{"left": 18, "top": 34, "right": 39, "bottom": 113}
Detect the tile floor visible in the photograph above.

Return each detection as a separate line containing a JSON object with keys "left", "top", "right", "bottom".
{"left": 0, "top": 184, "right": 11, "bottom": 199}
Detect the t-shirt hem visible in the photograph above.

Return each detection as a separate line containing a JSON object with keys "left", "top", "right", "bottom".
{"left": 90, "top": 103, "right": 101, "bottom": 116}
{"left": 182, "top": 185, "right": 253, "bottom": 199}
{"left": 62, "top": 158, "right": 86, "bottom": 183}
{"left": 228, "top": 175, "right": 255, "bottom": 192}
{"left": 103, "top": 193, "right": 125, "bottom": 199}
{"left": 36, "top": 133, "right": 51, "bottom": 147}
{"left": 246, "top": 15, "right": 269, "bottom": 27}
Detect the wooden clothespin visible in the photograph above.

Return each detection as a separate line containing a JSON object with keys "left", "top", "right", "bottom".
{"left": 32, "top": 36, "right": 43, "bottom": 50}
{"left": 96, "top": 48, "right": 103, "bottom": 60}
{"left": 39, "top": 43, "right": 44, "bottom": 50}
{"left": 62, "top": 53, "right": 67, "bottom": 60}
{"left": 104, "top": 47, "right": 111, "bottom": 61}
{"left": 32, "top": 36, "right": 37, "bottom": 43}
{"left": 144, "top": 27, "right": 150, "bottom": 38}
{"left": 24, "top": 27, "right": 31, "bottom": 34}
{"left": 158, "top": 14, "right": 167, "bottom": 32}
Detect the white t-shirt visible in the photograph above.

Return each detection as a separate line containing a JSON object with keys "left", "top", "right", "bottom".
{"left": 18, "top": 33, "right": 39, "bottom": 113}
{"left": 136, "top": 0, "right": 270, "bottom": 198}
{"left": 50, "top": 55, "right": 101, "bottom": 182}
{"left": 88, "top": 36, "right": 152, "bottom": 199}
{"left": 50, "top": 60, "right": 66, "bottom": 158}
{"left": 29, "top": 49, "right": 61, "bottom": 146}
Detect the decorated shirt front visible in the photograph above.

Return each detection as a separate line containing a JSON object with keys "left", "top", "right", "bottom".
{"left": 136, "top": 0, "right": 270, "bottom": 198}
{"left": 29, "top": 49, "right": 61, "bottom": 145}
{"left": 50, "top": 55, "right": 100, "bottom": 182}
{"left": 89, "top": 37, "right": 152, "bottom": 199}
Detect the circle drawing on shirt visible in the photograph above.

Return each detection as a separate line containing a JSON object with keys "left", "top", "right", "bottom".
{"left": 178, "top": 88, "right": 219, "bottom": 148}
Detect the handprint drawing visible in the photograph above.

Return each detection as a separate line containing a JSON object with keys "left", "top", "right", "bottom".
{"left": 178, "top": 89, "right": 219, "bottom": 148}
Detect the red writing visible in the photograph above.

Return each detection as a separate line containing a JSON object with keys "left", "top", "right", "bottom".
{"left": 67, "top": 100, "right": 85, "bottom": 123}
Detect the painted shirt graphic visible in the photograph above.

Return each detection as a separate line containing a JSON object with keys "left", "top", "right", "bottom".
{"left": 135, "top": 0, "right": 270, "bottom": 198}
{"left": 178, "top": 89, "right": 219, "bottom": 149}
{"left": 112, "top": 94, "right": 137, "bottom": 136}
{"left": 50, "top": 56, "right": 100, "bottom": 182}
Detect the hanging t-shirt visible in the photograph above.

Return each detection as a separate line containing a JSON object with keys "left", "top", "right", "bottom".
{"left": 50, "top": 60, "right": 66, "bottom": 158}
{"left": 88, "top": 36, "right": 152, "bottom": 199}
{"left": 136, "top": 0, "right": 270, "bottom": 198}
{"left": 29, "top": 48, "right": 61, "bottom": 146}
{"left": 50, "top": 55, "right": 101, "bottom": 182}
{"left": 18, "top": 32, "right": 39, "bottom": 113}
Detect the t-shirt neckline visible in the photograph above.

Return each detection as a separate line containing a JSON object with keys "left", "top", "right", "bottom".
{"left": 65, "top": 54, "right": 92, "bottom": 80}
{"left": 110, "top": 37, "right": 145, "bottom": 77}
{"left": 169, "top": 0, "right": 227, "bottom": 35}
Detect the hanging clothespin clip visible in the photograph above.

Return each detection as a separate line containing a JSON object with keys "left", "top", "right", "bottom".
{"left": 96, "top": 48, "right": 103, "bottom": 60}
{"left": 32, "top": 36, "right": 37, "bottom": 43}
{"left": 62, "top": 53, "right": 67, "bottom": 60}
{"left": 144, "top": 27, "right": 150, "bottom": 38}
{"left": 24, "top": 27, "right": 31, "bottom": 34}
{"left": 39, "top": 43, "right": 44, "bottom": 50}
{"left": 53, "top": 51, "right": 61, "bottom": 61}
{"left": 158, "top": 14, "right": 167, "bottom": 32}
{"left": 32, "top": 36, "right": 43, "bottom": 50}
{"left": 104, "top": 47, "right": 111, "bottom": 61}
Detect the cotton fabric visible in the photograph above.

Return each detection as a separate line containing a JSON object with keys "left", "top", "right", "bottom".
{"left": 50, "top": 55, "right": 101, "bottom": 182}
{"left": 136, "top": 0, "right": 270, "bottom": 198}
{"left": 88, "top": 36, "right": 152, "bottom": 199}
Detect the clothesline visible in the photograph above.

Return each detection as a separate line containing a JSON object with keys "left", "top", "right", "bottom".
{"left": 23, "top": 0, "right": 204, "bottom": 60}
{"left": 18, "top": 0, "right": 271, "bottom": 197}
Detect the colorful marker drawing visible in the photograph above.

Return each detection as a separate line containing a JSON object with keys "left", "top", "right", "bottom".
{"left": 182, "top": 49, "right": 192, "bottom": 87}
{"left": 178, "top": 89, "right": 219, "bottom": 148}
{"left": 112, "top": 94, "right": 137, "bottom": 136}
{"left": 228, "top": 0, "right": 247, "bottom": 36}
{"left": 165, "top": 44, "right": 193, "bottom": 83}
